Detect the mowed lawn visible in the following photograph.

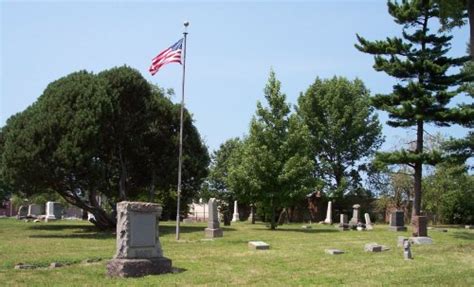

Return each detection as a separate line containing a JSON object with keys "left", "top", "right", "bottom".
{"left": 0, "top": 218, "right": 473, "bottom": 286}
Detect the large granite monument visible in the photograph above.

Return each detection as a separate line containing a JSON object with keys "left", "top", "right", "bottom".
{"left": 107, "top": 201, "right": 171, "bottom": 277}
{"left": 205, "top": 198, "right": 223, "bottom": 238}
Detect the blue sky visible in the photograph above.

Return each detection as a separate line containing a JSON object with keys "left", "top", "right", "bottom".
{"left": 1, "top": 0, "right": 470, "bottom": 153}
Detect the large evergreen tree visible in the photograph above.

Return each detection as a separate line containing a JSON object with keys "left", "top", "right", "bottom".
{"left": 228, "top": 70, "right": 314, "bottom": 230}
{"left": 435, "top": 0, "right": 474, "bottom": 57}
{"left": 355, "top": 0, "right": 471, "bottom": 230}
{"left": 0, "top": 66, "right": 209, "bottom": 229}
{"left": 297, "top": 76, "right": 383, "bottom": 199}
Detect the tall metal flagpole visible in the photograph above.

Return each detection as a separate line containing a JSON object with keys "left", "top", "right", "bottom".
{"left": 176, "top": 21, "right": 189, "bottom": 240}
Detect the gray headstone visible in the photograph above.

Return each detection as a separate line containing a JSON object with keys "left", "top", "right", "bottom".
{"left": 412, "top": 215, "right": 428, "bottom": 237}
{"left": 364, "top": 243, "right": 382, "bottom": 252}
{"left": 349, "top": 204, "right": 360, "bottom": 225}
{"left": 204, "top": 198, "right": 223, "bottom": 238}
{"left": 340, "top": 214, "right": 348, "bottom": 225}
{"left": 248, "top": 206, "right": 255, "bottom": 222}
{"left": 338, "top": 214, "right": 349, "bottom": 230}
{"left": 106, "top": 201, "right": 171, "bottom": 278}
{"left": 27, "top": 204, "right": 44, "bottom": 217}
{"left": 403, "top": 239, "right": 413, "bottom": 260}
{"left": 410, "top": 236, "right": 433, "bottom": 245}
{"left": 64, "top": 206, "right": 82, "bottom": 219}
{"left": 388, "top": 210, "right": 407, "bottom": 231}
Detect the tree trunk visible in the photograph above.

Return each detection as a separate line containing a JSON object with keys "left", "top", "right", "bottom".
{"left": 148, "top": 172, "right": 155, "bottom": 202}
{"left": 57, "top": 188, "right": 116, "bottom": 231}
{"left": 251, "top": 204, "right": 256, "bottom": 224}
{"left": 118, "top": 146, "right": 127, "bottom": 201}
{"left": 270, "top": 199, "right": 276, "bottom": 230}
{"left": 469, "top": 0, "right": 474, "bottom": 58}
{"left": 88, "top": 206, "right": 116, "bottom": 231}
{"left": 412, "top": 120, "right": 423, "bottom": 222}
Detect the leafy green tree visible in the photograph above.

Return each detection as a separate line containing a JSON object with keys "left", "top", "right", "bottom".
{"left": 356, "top": 0, "right": 472, "bottom": 224}
{"left": 0, "top": 66, "right": 209, "bottom": 229}
{"left": 372, "top": 167, "right": 413, "bottom": 216}
{"left": 228, "top": 70, "right": 314, "bottom": 230}
{"left": 296, "top": 77, "right": 383, "bottom": 199}
{"left": 423, "top": 163, "right": 474, "bottom": 224}
{"left": 201, "top": 138, "right": 242, "bottom": 225}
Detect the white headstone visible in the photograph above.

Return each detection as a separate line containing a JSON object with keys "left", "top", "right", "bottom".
{"left": 45, "top": 202, "right": 55, "bottom": 220}
{"left": 324, "top": 201, "right": 333, "bottom": 224}
{"left": 364, "top": 213, "right": 373, "bottom": 230}
{"left": 232, "top": 200, "right": 239, "bottom": 222}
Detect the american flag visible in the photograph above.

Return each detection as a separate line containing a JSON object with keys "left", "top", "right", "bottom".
{"left": 149, "top": 38, "right": 183, "bottom": 75}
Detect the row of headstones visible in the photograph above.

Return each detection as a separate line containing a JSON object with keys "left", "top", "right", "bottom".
{"left": 184, "top": 200, "right": 245, "bottom": 224}
{"left": 17, "top": 202, "right": 72, "bottom": 221}
{"left": 323, "top": 201, "right": 427, "bottom": 236}
{"left": 323, "top": 202, "right": 373, "bottom": 230}
{"left": 106, "top": 198, "right": 436, "bottom": 278}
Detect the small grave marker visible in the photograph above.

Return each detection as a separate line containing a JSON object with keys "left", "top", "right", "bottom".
{"left": 248, "top": 241, "right": 270, "bottom": 250}
{"left": 325, "top": 249, "right": 344, "bottom": 255}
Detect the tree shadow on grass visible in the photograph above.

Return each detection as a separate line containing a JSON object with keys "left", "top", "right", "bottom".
{"left": 159, "top": 225, "right": 236, "bottom": 236}
{"left": 28, "top": 224, "right": 114, "bottom": 240}
{"left": 171, "top": 267, "right": 187, "bottom": 274}
{"left": 29, "top": 232, "right": 114, "bottom": 240}
{"left": 272, "top": 228, "right": 339, "bottom": 233}
{"left": 452, "top": 231, "right": 474, "bottom": 241}
{"left": 28, "top": 224, "right": 98, "bottom": 232}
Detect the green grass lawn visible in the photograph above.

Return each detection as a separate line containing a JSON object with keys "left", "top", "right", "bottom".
{"left": 0, "top": 218, "right": 473, "bottom": 286}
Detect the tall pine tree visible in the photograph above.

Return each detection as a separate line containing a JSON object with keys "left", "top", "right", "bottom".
{"left": 355, "top": 0, "right": 471, "bottom": 232}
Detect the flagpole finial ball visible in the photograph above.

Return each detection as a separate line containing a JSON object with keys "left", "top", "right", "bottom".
{"left": 184, "top": 21, "right": 190, "bottom": 27}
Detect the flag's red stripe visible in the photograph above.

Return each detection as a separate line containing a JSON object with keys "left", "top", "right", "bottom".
{"left": 149, "top": 40, "right": 183, "bottom": 75}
